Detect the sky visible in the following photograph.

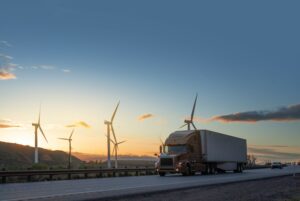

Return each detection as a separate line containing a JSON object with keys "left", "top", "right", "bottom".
{"left": 0, "top": 0, "right": 300, "bottom": 162}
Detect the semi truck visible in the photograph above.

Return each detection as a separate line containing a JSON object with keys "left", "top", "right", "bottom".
{"left": 156, "top": 129, "right": 247, "bottom": 176}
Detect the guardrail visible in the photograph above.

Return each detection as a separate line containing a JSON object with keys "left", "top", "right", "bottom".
{"left": 0, "top": 167, "right": 157, "bottom": 184}
{"left": 0, "top": 166, "right": 271, "bottom": 184}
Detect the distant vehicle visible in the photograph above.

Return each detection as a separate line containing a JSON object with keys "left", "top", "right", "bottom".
{"left": 271, "top": 162, "right": 282, "bottom": 169}
{"left": 156, "top": 130, "right": 247, "bottom": 176}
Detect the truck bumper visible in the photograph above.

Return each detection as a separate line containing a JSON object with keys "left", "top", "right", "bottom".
{"left": 157, "top": 168, "right": 180, "bottom": 174}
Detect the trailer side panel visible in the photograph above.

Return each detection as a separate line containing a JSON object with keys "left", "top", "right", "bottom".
{"left": 200, "top": 130, "right": 247, "bottom": 163}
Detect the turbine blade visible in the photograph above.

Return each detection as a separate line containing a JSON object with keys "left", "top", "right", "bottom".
{"left": 112, "top": 146, "right": 116, "bottom": 155}
{"left": 38, "top": 104, "right": 42, "bottom": 124}
{"left": 39, "top": 126, "right": 48, "bottom": 143}
{"left": 159, "top": 138, "right": 164, "bottom": 145}
{"left": 179, "top": 123, "right": 188, "bottom": 129}
{"left": 111, "top": 101, "right": 120, "bottom": 123}
{"left": 191, "top": 93, "right": 198, "bottom": 121}
{"left": 105, "top": 134, "right": 116, "bottom": 144}
{"left": 110, "top": 138, "right": 115, "bottom": 144}
{"left": 58, "top": 138, "right": 69, "bottom": 140}
{"left": 69, "top": 129, "right": 75, "bottom": 139}
{"left": 111, "top": 125, "right": 117, "bottom": 145}
{"left": 117, "top": 140, "right": 126, "bottom": 145}
{"left": 192, "top": 122, "right": 197, "bottom": 130}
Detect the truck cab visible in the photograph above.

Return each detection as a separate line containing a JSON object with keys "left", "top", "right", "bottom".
{"left": 156, "top": 130, "right": 205, "bottom": 176}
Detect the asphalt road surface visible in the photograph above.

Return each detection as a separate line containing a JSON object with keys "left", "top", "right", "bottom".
{"left": 1, "top": 166, "right": 299, "bottom": 201}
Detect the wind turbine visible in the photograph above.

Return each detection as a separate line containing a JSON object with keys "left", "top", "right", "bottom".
{"left": 32, "top": 106, "right": 48, "bottom": 164}
{"left": 160, "top": 137, "right": 166, "bottom": 153}
{"left": 58, "top": 129, "right": 75, "bottom": 169}
{"left": 180, "top": 94, "right": 198, "bottom": 130}
{"left": 110, "top": 138, "right": 126, "bottom": 169}
{"left": 104, "top": 101, "right": 120, "bottom": 168}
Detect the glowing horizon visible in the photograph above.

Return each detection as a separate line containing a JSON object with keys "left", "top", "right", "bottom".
{"left": 1, "top": 1, "right": 300, "bottom": 163}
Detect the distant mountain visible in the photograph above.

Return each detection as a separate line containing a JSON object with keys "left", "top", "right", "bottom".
{"left": 73, "top": 152, "right": 157, "bottom": 162}
{"left": 72, "top": 152, "right": 157, "bottom": 168}
{"left": 0, "top": 141, "right": 82, "bottom": 170}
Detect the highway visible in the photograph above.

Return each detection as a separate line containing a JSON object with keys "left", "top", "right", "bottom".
{"left": 1, "top": 166, "right": 299, "bottom": 201}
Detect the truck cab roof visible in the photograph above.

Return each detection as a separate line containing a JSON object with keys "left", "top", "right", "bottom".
{"left": 165, "top": 130, "right": 198, "bottom": 145}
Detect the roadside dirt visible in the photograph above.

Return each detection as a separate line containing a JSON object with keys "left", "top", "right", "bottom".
{"left": 105, "top": 175, "right": 300, "bottom": 201}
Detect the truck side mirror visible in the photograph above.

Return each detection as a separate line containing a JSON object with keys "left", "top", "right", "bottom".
{"left": 159, "top": 145, "right": 162, "bottom": 154}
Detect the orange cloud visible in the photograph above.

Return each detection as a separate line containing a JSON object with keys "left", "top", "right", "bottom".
{"left": 138, "top": 113, "right": 154, "bottom": 121}
{"left": 0, "top": 119, "right": 20, "bottom": 128}
{"left": 66, "top": 121, "right": 91, "bottom": 128}
{"left": 0, "top": 71, "right": 16, "bottom": 80}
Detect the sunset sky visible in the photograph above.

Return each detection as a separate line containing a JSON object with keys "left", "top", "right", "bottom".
{"left": 1, "top": 0, "right": 300, "bottom": 162}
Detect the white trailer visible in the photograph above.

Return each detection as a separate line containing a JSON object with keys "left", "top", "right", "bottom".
{"left": 200, "top": 130, "right": 247, "bottom": 171}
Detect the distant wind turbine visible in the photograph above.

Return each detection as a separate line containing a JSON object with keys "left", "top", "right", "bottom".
{"left": 180, "top": 94, "right": 198, "bottom": 130}
{"left": 58, "top": 129, "right": 75, "bottom": 169}
{"left": 32, "top": 106, "right": 48, "bottom": 164}
{"left": 104, "top": 101, "right": 120, "bottom": 168}
{"left": 109, "top": 137, "right": 126, "bottom": 169}
{"left": 160, "top": 137, "right": 166, "bottom": 153}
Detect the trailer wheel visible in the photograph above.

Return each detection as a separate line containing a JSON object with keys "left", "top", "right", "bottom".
{"left": 159, "top": 172, "right": 166, "bottom": 176}
{"left": 234, "top": 164, "right": 243, "bottom": 173}
{"left": 239, "top": 164, "right": 244, "bottom": 173}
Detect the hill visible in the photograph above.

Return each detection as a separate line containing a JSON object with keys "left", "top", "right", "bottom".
{"left": 0, "top": 141, "right": 83, "bottom": 170}
{"left": 73, "top": 152, "right": 156, "bottom": 162}
{"left": 73, "top": 152, "right": 157, "bottom": 168}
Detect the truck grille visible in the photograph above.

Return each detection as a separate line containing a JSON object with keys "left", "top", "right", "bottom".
{"left": 160, "top": 158, "right": 173, "bottom": 167}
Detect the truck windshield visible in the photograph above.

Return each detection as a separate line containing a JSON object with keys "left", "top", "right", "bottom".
{"left": 166, "top": 145, "right": 187, "bottom": 154}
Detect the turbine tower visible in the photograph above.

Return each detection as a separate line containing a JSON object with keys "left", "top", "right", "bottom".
{"left": 104, "top": 101, "right": 120, "bottom": 168}
{"left": 58, "top": 129, "right": 75, "bottom": 169}
{"left": 32, "top": 106, "right": 48, "bottom": 164}
{"left": 180, "top": 94, "right": 198, "bottom": 130}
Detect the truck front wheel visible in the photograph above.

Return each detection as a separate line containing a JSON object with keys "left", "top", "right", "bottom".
{"left": 182, "top": 165, "right": 192, "bottom": 176}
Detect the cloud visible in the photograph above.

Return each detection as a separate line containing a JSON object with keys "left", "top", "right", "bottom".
{"left": 30, "top": 65, "right": 55, "bottom": 70}
{"left": 61, "top": 69, "right": 71, "bottom": 73}
{"left": 66, "top": 121, "right": 91, "bottom": 128}
{"left": 211, "top": 104, "right": 300, "bottom": 123}
{"left": 0, "top": 41, "right": 71, "bottom": 78}
{"left": 30, "top": 65, "right": 72, "bottom": 74}
{"left": 0, "top": 119, "right": 20, "bottom": 128}
{"left": 0, "top": 41, "right": 12, "bottom": 48}
{"left": 0, "top": 70, "right": 16, "bottom": 80}
{"left": 248, "top": 145, "right": 300, "bottom": 161}
{"left": 138, "top": 113, "right": 154, "bottom": 121}
{"left": 0, "top": 54, "right": 17, "bottom": 80}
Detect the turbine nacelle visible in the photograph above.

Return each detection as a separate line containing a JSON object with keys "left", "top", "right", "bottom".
{"left": 104, "top": 120, "right": 111, "bottom": 125}
{"left": 184, "top": 119, "right": 191, "bottom": 124}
